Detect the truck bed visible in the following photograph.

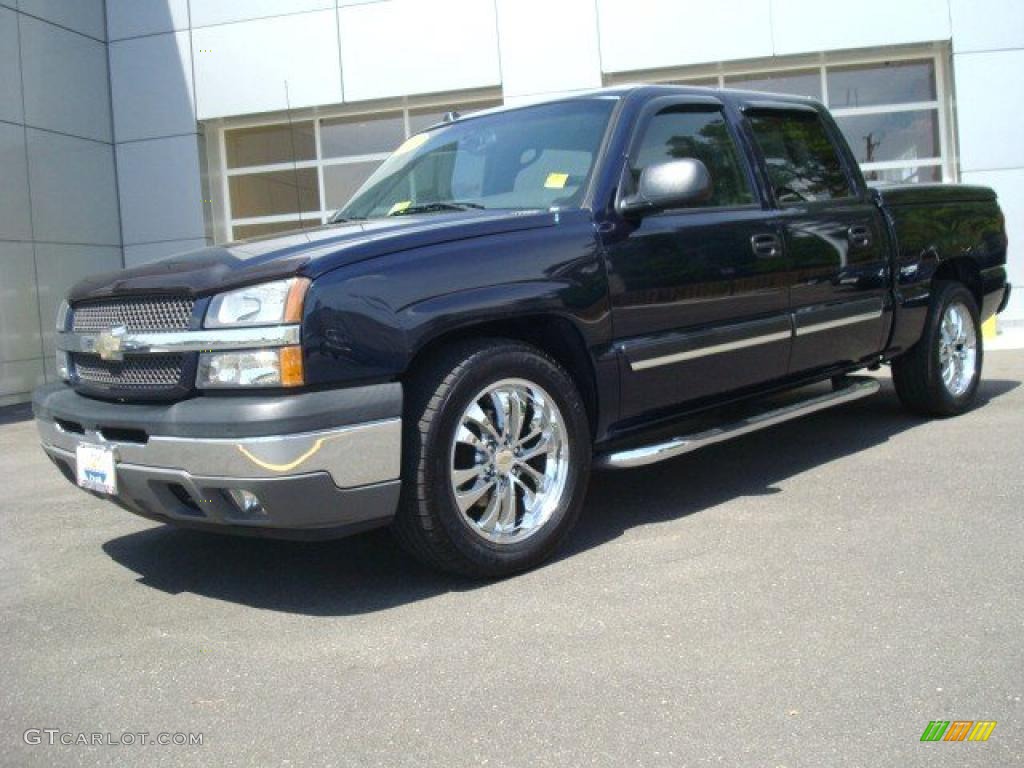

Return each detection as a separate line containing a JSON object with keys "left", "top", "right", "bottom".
{"left": 873, "top": 182, "right": 1008, "bottom": 355}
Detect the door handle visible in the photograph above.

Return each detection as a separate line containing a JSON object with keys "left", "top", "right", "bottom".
{"left": 751, "top": 233, "right": 782, "bottom": 259}
{"left": 848, "top": 225, "right": 872, "bottom": 249}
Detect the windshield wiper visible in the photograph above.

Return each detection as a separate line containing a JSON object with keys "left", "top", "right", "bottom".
{"left": 388, "top": 201, "right": 486, "bottom": 216}
{"left": 327, "top": 213, "right": 365, "bottom": 224}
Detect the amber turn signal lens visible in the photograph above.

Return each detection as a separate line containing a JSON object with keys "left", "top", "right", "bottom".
{"left": 279, "top": 345, "right": 304, "bottom": 387}
{"left": 284, "top": 277, "right": 311, "bottom": 324}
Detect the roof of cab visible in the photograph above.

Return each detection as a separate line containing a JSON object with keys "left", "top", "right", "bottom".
{"left": 425, "top": 83, "right": 823, "bottom": 132}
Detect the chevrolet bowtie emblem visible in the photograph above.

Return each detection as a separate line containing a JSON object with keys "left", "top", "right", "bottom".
{"left": 95, "top": 325, "right": 128, "bottom": 361}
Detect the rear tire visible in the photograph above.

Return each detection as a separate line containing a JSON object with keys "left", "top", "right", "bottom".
{"left": 392, "top": 339, "right": 591, "bottom": 578}
{"left": 892, "top": 281, "right": 983, "bottom": 417}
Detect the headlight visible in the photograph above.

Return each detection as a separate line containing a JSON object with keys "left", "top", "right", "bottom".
{"left": 55, "top": 350, "right": 71, "bottom": 381}
{"left": 204, "top": 278, "right": 309, "bottom": 328}
{"left": 55, "top": 300, "right": 71, "bottom": 381}
{"left": 56, "top": 299, "right": 71, "bottom": 331}
{"left": 197, "top": 347, "right": 304, "bottom": 389}
{"left": 199, "top": 277, "right": 309, "bottom": 388}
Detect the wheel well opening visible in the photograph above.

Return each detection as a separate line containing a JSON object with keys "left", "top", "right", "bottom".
{"left": 406, "top": 317, "right": 599, "bottom": 437}
{"left": 933, "top": 258, "right": 983, "bottom": 309}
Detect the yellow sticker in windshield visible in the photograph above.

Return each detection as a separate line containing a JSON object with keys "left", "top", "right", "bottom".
{"left": 393, "top": 133, "right": 429, "bottom": 156}
{"left": 545, "top": 172, "right": 569, "bottom": 189}
{"left": 388, "top": 200, "right": 412, "bottom": 215}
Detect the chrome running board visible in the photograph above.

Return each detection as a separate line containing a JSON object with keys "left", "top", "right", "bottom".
{"left": 595, "top": 376, "right": 880, "bottom": 470}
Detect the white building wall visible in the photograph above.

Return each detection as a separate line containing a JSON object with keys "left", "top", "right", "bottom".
{"left": 950, "top": 0, "right": 1024, "bottom": 322}
{"left": 770, "top": 0, "right": 951, "bottom": 55}
{"left": 596, "top": 0, "right": 953, "bottom": 73}
{"left": 189, "top": 0, "right": 334, "bottom": 27}
{"left": 598, "top": 0, "right": 773, "bottom": 72}
{"left": 107, "top": 2, "right": 206, "bottom": 268}
{"left": 496, "top": 0, "right": 602, "bottom": 102}
{"left": 193, "top": 10, "right": 343, "bottom": 118}
{"left": 338, "top": 0, "right": 501, "bottom": 102}
{"left": 0, "top": 0, "right": 121, "bottom": 406}
{"left": 105, "top": 0, "right": 190, "bottom": 40}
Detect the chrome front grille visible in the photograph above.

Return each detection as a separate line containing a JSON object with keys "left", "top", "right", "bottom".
{"left": 72, "top": 354, "right": 186, "bottom": 390}
{"left": 72, "top": 297, "right": 195, "bottom": 333}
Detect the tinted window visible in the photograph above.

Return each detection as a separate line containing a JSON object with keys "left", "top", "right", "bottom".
{"left": 835, "top": 109, "right": 940, "bottom": 165}
{"left": 323, "top": 162, "right": 382, "bottom": 209}
{"left": 827, "top": 59, "right": 936, "bottom": 109}
{"left": 228, "top": 168, "right": 319, "bottom": 219}
{"left": 320, "top": 112, "right": 405, "bottom": 158}
{"left": 631, "top": 107, "right": 753, "bottom": 208}
{"left": 748, "top": 111, "right": 853, "bottom": 203}
{"left": 725, "top": 69, "right": 822, "bottom": 100}
{"left": 225, "top": 122, "right": 315, "bottom": 168}
{"left": 339, "top": 99, "right": 616, "bottom": 219}
{"left": 407, "top": 101, "right": 503, "bottom": 134}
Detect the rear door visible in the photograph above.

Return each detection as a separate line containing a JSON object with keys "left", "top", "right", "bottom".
{"left": 602, "top": 96, "right": 793, "bottom": 422}
{"left": 744, "top": 104, "right": 890, "bottom": 375}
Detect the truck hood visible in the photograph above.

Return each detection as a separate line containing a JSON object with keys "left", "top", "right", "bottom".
{"left": 69, "top": 209, "right": 561, "bottom": 301}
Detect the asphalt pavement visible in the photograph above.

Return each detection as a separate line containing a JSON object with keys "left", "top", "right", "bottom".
{"left": 2, "top": 351, "right": 1022, "bottom": 767}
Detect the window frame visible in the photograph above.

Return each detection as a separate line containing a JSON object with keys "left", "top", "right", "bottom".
{"left": 603, "top": 44, "right": 956, "bottom": 189}
{"left": 204, "top": 90, "right": 503, "bottom": 243}
{"left": 618, "top": 95, "right": 763, "bottom": 216}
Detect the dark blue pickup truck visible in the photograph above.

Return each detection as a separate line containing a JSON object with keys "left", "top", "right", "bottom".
{"left": 33, "top": 85, "right": 1011, "bottom": 577}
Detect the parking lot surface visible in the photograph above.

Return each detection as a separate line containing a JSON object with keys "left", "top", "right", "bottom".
{"left": 2, "top": 351, "right": 1022, "bottom": 767}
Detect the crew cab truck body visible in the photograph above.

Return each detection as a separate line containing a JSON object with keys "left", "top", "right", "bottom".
{"left": 33, "top": 86, "right": 1010, "bottom": 577}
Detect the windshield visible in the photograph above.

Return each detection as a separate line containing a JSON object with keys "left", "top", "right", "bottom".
{"left": 335, "top": 99, "right": 618, "bottom": 221}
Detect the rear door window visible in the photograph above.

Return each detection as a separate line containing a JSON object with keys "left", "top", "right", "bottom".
{"left": 747, "top": 110, "right": 854, "bottom": 203}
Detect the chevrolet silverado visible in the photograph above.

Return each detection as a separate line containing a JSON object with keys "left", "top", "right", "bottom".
{"left": 33, "top": 85, "right": 1011, "bottom": 577}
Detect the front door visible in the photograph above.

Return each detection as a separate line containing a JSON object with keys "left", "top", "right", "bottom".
{"left": 602, "top": 98, "right": 794, "bottom": 423}
{"left": 744, "top": 106, "right": 890, "bottom": 375}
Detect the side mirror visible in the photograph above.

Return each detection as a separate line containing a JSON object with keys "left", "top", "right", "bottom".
{"left": 617, "top": 158, "right": 713, "bottom": 217}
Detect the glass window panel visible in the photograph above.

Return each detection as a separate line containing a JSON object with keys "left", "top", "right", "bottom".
{"left": 407, "top": 110, "right": 448, "bottom": 136}
{"left": 233, "top": 218, "right": 320, "bottom": 241}
{"left": 631, "top": 108, "right": 753, "bottom": 207}
{"left": 507, "top": 148, "right": 593, "bottom": 202}
{"left": 407, "top": 101, "right": 502, "bottom": 135}
{"left": 725, "top": 69, "right": 822, "bottom": 100}
{"left": 748, "top": 111, "right": 853, "bottom": 203}
{"left": 320, "top": 112, "right": 405, "bottom": 158}
{"left": 228, "top": 168, "right": 319, "bottom": 219}
{"left": 324, "top": 161, "right": 383, "bottom": 209}
{"left": 340, "top": 100, "right": 615, "bottom": 219}
{"left": 835, "top": 109, "right": 939, "bottom": 164}
{"left": 665, "top": 77, "right": 719, "bottom": 87}
{"left": 225, "top": 122, "right": 315, "bottom": 169}
{"left": 863, "top": 165, "right": 941, "bottom": 185}
{"left": 827, "top": 59, "right": 936, "bottom": 109}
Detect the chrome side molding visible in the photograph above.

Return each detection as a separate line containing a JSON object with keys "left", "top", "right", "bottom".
{"left": 630, "top": 329, "right": 791, "bottom": 371}
{"left": 626, "top": 300, "right": 885, "bottom": 373}
{"left": 595, "top": 376, "right": 880, "bottom": 470}
{"left": 794, "top": 309, "right": 883, "bottom": 337}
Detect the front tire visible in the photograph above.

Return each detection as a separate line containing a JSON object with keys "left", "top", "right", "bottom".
{"left": 892, "top": 281, "right": 983, "bottom": 416}
{"left": 392, "top": 339, "right": 591, "bottom": 578}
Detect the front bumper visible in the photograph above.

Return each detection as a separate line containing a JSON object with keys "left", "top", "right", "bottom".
{"left": 32, "top": 382, "right": 403, "bottom": 539}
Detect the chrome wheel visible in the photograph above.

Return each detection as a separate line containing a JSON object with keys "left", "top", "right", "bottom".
{"left": 938, "top": 301, "right": 978, "bottom": 397}
{"left": 449, "top": 378, "right": 570, "bottom": 544}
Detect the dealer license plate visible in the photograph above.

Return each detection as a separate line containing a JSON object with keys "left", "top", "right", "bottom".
{"left": 76, "top": 444, "right": 117, "bottom": 495}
